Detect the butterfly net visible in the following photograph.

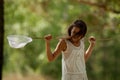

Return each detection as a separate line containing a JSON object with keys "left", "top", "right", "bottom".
{"left": 7, "top": 35, "right": 32, "bottom": 48}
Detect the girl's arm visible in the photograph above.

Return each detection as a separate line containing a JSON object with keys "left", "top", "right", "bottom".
{"left": 44, "top": 34, "right": 66, "bottom": 62}
{"left": 84, "top": 36, "right": 96, "bottom": 62}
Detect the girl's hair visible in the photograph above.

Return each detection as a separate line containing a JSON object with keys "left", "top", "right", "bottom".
{"left": 67, "top": 19, "right": 87, "bottom": 38}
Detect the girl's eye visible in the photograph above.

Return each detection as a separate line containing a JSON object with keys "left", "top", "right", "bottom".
{"left": 72, "top": 31, "right": 77, "bottom": 34}
{"left": 73, "top": 31, "right": 76, "bottom": 34}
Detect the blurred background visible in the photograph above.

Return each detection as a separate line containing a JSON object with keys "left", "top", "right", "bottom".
{"left": 3, "top": 0, "right": 120, "bottom": 80}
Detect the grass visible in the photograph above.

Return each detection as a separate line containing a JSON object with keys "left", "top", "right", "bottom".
{"left": 2, "top": 73, "right": 56, "bottom": 80}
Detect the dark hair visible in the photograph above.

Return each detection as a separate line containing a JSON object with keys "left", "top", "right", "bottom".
{"left": 68, "top": 19, "right": 87, "bottom": 38}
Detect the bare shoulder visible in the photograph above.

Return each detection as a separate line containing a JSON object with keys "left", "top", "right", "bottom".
{"left": 59, "top": 39, "right": 66, "bottom": 44}
{"left": 58, "top": 39, "right": 67, "bottom": 51}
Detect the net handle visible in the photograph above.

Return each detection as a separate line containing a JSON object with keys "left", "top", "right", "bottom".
{"left": 32, "top": 36, "right": 71, "bottom": 40}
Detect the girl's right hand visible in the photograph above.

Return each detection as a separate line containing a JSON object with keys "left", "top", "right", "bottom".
{"left": 44, "top": 34, "right": 52, "bottom": 41}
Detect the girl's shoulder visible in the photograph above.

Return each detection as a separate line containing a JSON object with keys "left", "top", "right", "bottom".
{"left": 59, "top": 39, "right": 70, "bottom": 46}
{"left": 58, "top": 39, "right": 67, "bottom": 51}
{"left": 59, "top": 38, "right": 68, "bottom": 43}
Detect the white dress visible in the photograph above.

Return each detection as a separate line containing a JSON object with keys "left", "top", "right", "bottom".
{"left": 62, "top": 39, "right": 88, "bottom": 80}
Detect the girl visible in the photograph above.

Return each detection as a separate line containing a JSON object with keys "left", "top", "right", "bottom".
{"left": 44, "top": 20, "right": 96, "bottom": 80}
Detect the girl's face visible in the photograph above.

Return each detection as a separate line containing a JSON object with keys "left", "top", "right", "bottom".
{"left": 71, "top": 27, "right": 82, "bottom": 42}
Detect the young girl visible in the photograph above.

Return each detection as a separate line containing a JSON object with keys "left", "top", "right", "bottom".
{"left": 44, "top": 20, "right": 96, "bottom": 80}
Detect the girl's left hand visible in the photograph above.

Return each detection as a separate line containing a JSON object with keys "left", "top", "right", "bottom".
{"left": 89, "top": 36, "right": 96, "bottom": 44}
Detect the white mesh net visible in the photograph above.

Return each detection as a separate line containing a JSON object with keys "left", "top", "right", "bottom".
{"left": 7, "top": 35, "right": 32, "bottom": 48}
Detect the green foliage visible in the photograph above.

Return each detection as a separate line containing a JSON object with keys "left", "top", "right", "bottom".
{"left": 4, "top": 0, "right": 120, "bottom": 80}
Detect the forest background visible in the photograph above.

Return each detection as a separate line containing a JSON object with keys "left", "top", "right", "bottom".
{"left": 2, "top": 0, "right": 120, "bottom": 80}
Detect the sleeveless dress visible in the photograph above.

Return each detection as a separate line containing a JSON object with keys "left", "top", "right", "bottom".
{"left": 62, "top": 39, "right": 88, "bottom": 80}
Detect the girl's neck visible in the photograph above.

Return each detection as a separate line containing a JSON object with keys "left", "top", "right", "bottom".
{"left": 69, "top": 39, "right": 80, "bottom": 47}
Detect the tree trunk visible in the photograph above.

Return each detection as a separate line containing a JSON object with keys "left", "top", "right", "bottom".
{"left": 0, "top": 0, "right": 4, "bottom": 79}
